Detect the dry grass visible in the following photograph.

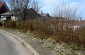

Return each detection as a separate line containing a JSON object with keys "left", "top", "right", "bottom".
{"left": 5, "top": 18, "right": 85, "bottom": 47}
{"left": 5, "top": 21, "right": 16, "bottom": 28}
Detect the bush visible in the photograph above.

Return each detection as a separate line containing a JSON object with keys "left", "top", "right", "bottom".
{"left": 6, "top": 18, "right": 85, "bottom": 47}
{"left": 5, "top": 21, "right": 16, "bottom": 28}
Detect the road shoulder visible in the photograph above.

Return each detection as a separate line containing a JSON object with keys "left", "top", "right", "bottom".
{"left": 0, "top": 29, "right": 54, "bottom": 55}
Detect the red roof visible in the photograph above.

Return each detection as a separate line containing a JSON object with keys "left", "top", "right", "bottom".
{"left": 0, "top": 2, "right": 4, "bottom": 7}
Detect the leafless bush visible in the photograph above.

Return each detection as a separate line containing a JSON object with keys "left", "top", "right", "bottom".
{"left": 5, "top": 21, "right": 16, "bottom": 28}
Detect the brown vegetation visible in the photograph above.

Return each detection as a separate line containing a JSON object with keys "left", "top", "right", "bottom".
{"left": 5, "top": 21, "right": 16, "bottom": 28}
{"left": 5, "top": 18, "right": 85, "bottom": 47}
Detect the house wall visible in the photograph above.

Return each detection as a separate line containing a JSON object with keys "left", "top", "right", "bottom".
{"left": 0, "top": 16, "right": 6, "bottom": 21}
{"left": 0, "top": 15, "right": 19, "bottom": 22}
{"left": 11, "top": 16, "right": 17, "bottom": 21}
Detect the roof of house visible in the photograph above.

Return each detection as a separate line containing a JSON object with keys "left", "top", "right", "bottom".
{"left": 0, "top": 2, "right": 9, "bottom": 14}
{"left": 0, "top": 2, "right": 4, "bottom": 8}
{"left": 41, "top": 13, "right": 49, "bottom": 16}
{"left": 0, "top": 8, "right": 41, "bottom": 19}
{"left": 27, "top": 8, "right": 41, "bottom": 17}
{"left": 0, "top": 11, "right": 14, "bottom": 16}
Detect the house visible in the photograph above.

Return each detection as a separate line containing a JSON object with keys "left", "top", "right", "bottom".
{"left": 22, "top": 8, "right": 41, "bottom": 20}
{"left": 0, "top": 1, "right": 9, "bottom": 21}
{"left": 0, "top": 2, "right": 9, "bottom": 14}
{"left": 0, "top": 1, "right": 40, "bottom": 21}
{"left": 0, "top": 11, "right": 18, "bottom": 22}
{"left": 0, "top": 1, "right": 9, "bottom": 26}
{"left": 40, "top": 13, "right": 50, "bottom": 21}
{"left": 0, "top": 8, "right": 41, "bottom": 22}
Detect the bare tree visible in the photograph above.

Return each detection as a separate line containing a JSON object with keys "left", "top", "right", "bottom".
{"left": 54, "top": 2, "right": 81, "bottom": 30}
{"left": 31, "top": 0, "right": 43, "bottom": 13}
{"left": 8, "top": 0, "right": 31, "bottom": 21}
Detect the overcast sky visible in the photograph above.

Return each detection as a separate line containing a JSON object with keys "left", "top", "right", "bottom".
{"left": 4, "top": 0, "right": 85, "bottom": 19}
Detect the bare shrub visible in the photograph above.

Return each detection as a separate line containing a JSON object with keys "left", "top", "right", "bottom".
{"left": 4, "top": 17, "right": 85, "bottom": 47}
{"left": 5, "top": 21, "right": 16, "bottom": 28}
